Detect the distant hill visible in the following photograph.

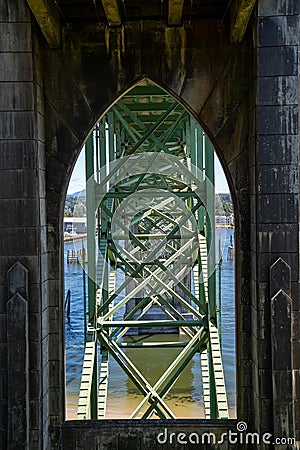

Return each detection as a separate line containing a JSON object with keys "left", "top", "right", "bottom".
{"left": 67, "top": 189, "right": 86, "bottom": 198}
{"left": 216, "top": 193, "right": 233, "bottom": 216}
{"left": 65, "top": 190, "right": 86, "bottom": 217}
{"left": 218, "top": 193, "right": 231, "bottom": 203}
{"left": 65, "top": 189, "right": 232, "bottom": 217}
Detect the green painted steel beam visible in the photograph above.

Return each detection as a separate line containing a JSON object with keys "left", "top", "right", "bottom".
{"left": 208, "top": 322, "right": 229, "bottom": 418}
{"left": 98, "top": 350, "right": 109, "bottom": 419}
{"left": 127, "top": 103, "right": 179, "bottom": 155}
{"left": 119, "top": 341, "right": 192, "bottom": 348}
{"left": 85, "top": 133, "right": 96, "bottom": 322}
{"left": 80, "top": 81, "right": 228, "bottom": 421}
{"left": 155, "top": 260, "right": 199, "bottom": 306}
{"left": 116, "top": 114, "right": 184, "bottom": 125}
{"left": 112, "top": 233, "right": 195, "bottom": 240}
{"left": 85, "top": 132, "right": 99, "bottom": 420}
{"left": 100, "top": 233, "right": 199, "bottom": 318}
{"left": 98, "top": 269, "right": 116, "bottom": 418}
{"left": 98, "top": 319, "right": 203, "bottom": 328}
{"left": 102, "top": 191, "right": 199, "bottom": 199}
{"left": 200, "top": 349, "right": 211, "bottom": 418}
{"left": 142, "top": 340, "right": 208, "bottom": 419}
{"left": 208, "top": 345, "right": 218, "bottom": 419}
{"left": 99, "top": 328, "right": 176, "bottom": 418}
{"left": 130, "top": 327, "right": 206, "bottom": 418}
{"left": 154, "top": 296, "right": 195, "bottom": 338}
{"left": 125, "top": 86, "right": 171, "bottom": 96}
{"left": 116, "top": 102, "right": 179, "bottom": 153}
{"left": 114, "top": 299, "right": 158, "bottom": 342}
{"left": 197, "top": 127, "right": 205, "bottom": 230}
{"left": 97, "top": 259, "right": 148, "bottom": 315}
{"left": 77, "top": 340, "right": 97, "bottom": 420}
{"left": 113, "top": 240, "right": 204, "bottom": 321}
{"left": 109, "top": 296, "right": 151, "bottom": 339}
{"left": 113, "top": 107, "right": 142, "bottom": 145}
{"left": 205, "top": 136, "right": 216, "bottom": 320}
{"left": 122, "top": 101, "right": 176, "bottom": 112}
{"left": 107, "top": 110, "right": 115, "bottom": 162}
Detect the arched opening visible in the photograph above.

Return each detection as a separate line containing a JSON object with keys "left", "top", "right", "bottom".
{"left": 63, "top": 78, "right": 236, "bottom": 420}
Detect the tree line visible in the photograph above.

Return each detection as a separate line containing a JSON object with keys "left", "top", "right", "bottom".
{"left": 64, "top": 193, "right": 233, "bottom": 217}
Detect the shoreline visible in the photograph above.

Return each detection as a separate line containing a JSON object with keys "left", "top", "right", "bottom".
{"left": 66, "top": 393, "right": 237, "bottom": 420}
{"left": 64, "top": 229, "right": 234, "bottom": 240}
{"left": 64, "top": 233, "right": 87, "bottom": 243}
{"left": 215, "top": 225, "right": 234, "bottom": 229}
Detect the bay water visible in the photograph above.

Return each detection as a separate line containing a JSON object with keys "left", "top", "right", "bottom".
{"left": 64, "top": 228, "right": 235, "bottom": 419}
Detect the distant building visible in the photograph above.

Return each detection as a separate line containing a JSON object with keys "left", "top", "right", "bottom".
{"left": 215, "top": 214, "right": 234, "bottom": 227}
{"left": 216, "top": 215, "right": 226, "bottom": 226}
{"left": 64, "top": 217, "right": 87, "bottom": 234}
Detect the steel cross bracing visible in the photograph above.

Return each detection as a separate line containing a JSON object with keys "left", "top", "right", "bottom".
{"left": 77, "top": 80, "right": 229, "bottom": 420}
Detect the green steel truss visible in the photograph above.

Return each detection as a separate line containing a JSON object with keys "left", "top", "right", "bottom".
{"left": 77, "top": 80, "right": 228, "bottom": 420}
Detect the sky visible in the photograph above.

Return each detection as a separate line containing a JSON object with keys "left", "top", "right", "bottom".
{"left": 67, "top": 150, "right": 86, "bottom": 194}
{"left": 67, "top": 147, "right": 230, "bottom": 195}
{"left": 214, "top": 157, "right": 230, "bottom": 193}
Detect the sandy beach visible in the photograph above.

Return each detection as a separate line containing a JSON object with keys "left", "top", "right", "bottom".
{"left": 66, "top": 392, "right": 236, "bottom": 420}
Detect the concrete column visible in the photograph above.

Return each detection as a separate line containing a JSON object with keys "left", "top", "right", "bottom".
{"left": 270, "top": 259, "right": 294, "bottom": 447}
{"left": 251, "top": 0, "right": 300, "bottom": 443}
{"left": 271, "top": 290, "right": 294, "bottom": 446}
{"left": 0, "top": 1, "right": 46, "bottom": 448}
{"left": 7, "top": 262, "right": 29, "bottom": 450}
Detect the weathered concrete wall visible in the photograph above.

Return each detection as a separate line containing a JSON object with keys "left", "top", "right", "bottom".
{"left": 250, "top": 1, "right": 300, "bottom": 445}
{"left": 62, "top": 419, "right": 238, "bottom": 449}
{"left": 40, "top": 15, "right": 253, "bottom": 449}
{"left": 0, "top": 1, "right": 46, "bottom": 448}
{"left": 0, "top": 0, "right": 299, "bottom": 449}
